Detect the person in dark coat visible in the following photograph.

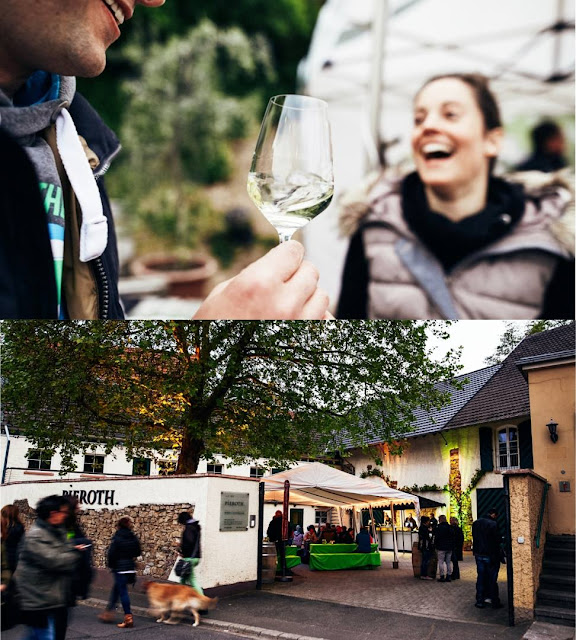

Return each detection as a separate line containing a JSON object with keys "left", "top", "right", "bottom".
{"left": 98, "top": 517, "right": 141, "bottom": 628}
{"left": 450, "top": 516, "right": 465, "bottom": 580}
{"left": 472, "top": 508, "right": 503, "bottom": 608}
{"left": 62, "top": 496, "right": 93, "bottom": 602}
{"left": 514, "top": 121, "right": 567, "bottom": 173}
{"left": 1, "top": 504, "right": 25, "bottom": 575}
{"left": 13, "top": 495, "right": 83, "bottom": 640}
{"left": 355, "top": 527, "right": 372, "bottom": 553}
{"left": 177, "top": 511, "right": 204, "bottom": 594}
{"left": 418, "top": 516, "right": 434, "bottom": 580}
{"left": 267, "top": 510, "right": 292, "bottom": 576}
{"left": 434, "top": 515, "right": 455, "bottom": 582}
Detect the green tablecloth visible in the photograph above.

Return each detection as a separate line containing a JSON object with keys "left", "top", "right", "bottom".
{"left": 309, "top": 543, "right": 378, "bottom": 554}
{"left": 309, "top": 551, "right": 381, "bottom": 571}
{"left": 277, "top": 545, "right": 301, "bottom": 571}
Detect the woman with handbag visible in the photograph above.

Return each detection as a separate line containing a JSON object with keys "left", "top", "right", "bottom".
{"left": 98, "top": 517, "right": 141, "bottom": 628}
{"left": 177, "top": 512, "right": 203, "bottom": 594}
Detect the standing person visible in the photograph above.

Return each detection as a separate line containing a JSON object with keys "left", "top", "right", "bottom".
{"left": 434, "top": 515, "right": 454, "bottom": 582}
{"left": 267, "top": 510, "right": 291, "bottom": 575}
{"left": 472, "top": 508, "right": 503, "bottom": 609}
{"left": 177, "top": 511, "right": 203, "bottom": 594}
{"left": 0, "top": 1, "right": 329, "bottom": 320}
{"left": 62, "top": 496, "right": 93, "bottom": 602}
{"left": 514, "top": 121, "right": 568, "bottom": 173}
{"left": 338, "top": 73, "right": 574, "bottom": 320}
{"left": 1, "top": 504, "right": 25, "bottom": 576}
{"left": 450, "top": 516, "right": 464, "bottom": 580}
{"left": 98, "top": 516, "right": 141, "bottom": 628}
{"left": 418, "top": 516, "right": 434, "bottom": 581}
{"left": 12, "top": 495, "right": 83, "bottom": 640}
{"left": 1, "top": 504, "right": 25, "bottom": 632}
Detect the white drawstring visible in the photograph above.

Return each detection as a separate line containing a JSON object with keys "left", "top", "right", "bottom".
{"left": 55, "top": 108, "right": 108, "bottom": 262}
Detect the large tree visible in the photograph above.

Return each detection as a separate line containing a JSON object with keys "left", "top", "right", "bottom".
{"left": 1, "top": 321, "right": 461, "bottom": 474}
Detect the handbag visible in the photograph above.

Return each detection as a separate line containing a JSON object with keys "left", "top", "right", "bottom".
{"left": 174, "top": 559, "right": 192, "bottom": 578}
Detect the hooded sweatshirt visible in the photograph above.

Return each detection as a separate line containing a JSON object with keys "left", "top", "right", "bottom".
{"left": 0, "top": 73, "right": 109, "bottom": 317}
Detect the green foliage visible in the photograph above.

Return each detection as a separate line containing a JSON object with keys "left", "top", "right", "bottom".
{"left": 447, "top": 469, "right": 486, "bottom": 542}
{"left": 399, "top": 483, "right": 444, "bottom": 493}
{"left": 2, "top": 321, "right": 462, "bottom": 476}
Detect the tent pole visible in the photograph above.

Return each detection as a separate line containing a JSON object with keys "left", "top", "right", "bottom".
{"left": 367, "top": 0, "right": 389, "bottom": 171}
{"left": 391, "top": 504, "right": 399, "bottom": 569}
{"left": 277, "top": 479, "right": 292, "bottom": 582}
{"left": 368, "top": 505, "right": 377, "bottom": 546}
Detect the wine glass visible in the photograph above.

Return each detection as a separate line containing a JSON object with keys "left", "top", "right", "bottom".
{"left": 247, "top": 94, "right": 334, "bottom": 244}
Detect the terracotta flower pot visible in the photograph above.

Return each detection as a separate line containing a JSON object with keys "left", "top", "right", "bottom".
{"left": 131, "top": 253, "right": 218, "bottom": 299}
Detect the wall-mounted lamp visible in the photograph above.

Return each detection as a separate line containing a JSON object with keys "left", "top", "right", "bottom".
{"left": 546, "top": 418, "right": 558, "bottom": 444}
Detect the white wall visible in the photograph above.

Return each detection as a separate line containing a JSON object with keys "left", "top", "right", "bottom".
{"left": 2, "top": 474, "right": 262, "bottom": 589}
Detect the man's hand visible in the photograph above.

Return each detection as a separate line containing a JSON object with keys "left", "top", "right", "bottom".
{"left": 194, "top": 241, "right": 329, "bottom": 319}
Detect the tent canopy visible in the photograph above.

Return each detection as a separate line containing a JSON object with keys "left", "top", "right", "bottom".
{"left": 262, "top": 462, "right": 419, "bottom": 509}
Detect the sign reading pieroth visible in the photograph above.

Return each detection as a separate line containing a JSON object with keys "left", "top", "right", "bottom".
{"left": 220, "top": 491, "right": 249, "bottom": 531}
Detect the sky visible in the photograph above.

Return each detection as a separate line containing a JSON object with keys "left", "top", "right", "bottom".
{"left": 427, "top": 320, "right": 533, "bottom": 375}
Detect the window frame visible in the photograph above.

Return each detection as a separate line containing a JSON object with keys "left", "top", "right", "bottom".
{"left": 207, "top": 463, "right": 223, "bottom": 474}
{"left": 83, "top": 454, "right": 105, "bottom": 474}
{"left": 496, "top": 425, "right": 520, "bottom": 471}
{"left": 250, "top": 467, "right": 264, "bottom": 478}
{"left": 27, "top": 449, "right": 52, "bottom": 470}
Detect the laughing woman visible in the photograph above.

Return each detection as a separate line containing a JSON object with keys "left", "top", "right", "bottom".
{"left": 337, "top": 73, "right": 574, "bottom": 320}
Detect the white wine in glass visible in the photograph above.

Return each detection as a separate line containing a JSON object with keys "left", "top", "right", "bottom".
{"left": 247, "top": 94, "right": 334, "bottom": 244}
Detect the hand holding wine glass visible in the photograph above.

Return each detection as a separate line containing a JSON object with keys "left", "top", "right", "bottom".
{"left": 247, "top": 94, "right": 334, "bottom": 244}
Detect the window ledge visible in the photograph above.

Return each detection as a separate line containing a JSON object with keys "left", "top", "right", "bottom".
{"left": 24, "top": 470, "right": 54, "bottom": 476}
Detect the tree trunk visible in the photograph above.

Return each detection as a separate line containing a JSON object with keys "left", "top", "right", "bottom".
{"left": 176, "top": 430, "right": 205, "bottom": 474}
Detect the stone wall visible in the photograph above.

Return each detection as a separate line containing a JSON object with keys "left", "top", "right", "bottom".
{"left": 14, "top": 499, "right": 194, "bottom": 579}
{"left": 506, "top": 470, "right": 549, "bottom": 624}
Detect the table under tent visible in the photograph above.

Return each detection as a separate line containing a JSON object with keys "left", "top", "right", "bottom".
{"left": 262, "top": 462, "right": 420, "bottom": 567}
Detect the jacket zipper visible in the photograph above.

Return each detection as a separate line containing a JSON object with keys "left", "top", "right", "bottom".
{"left": 90, "top": 143, "right": 121, "bottom": 319}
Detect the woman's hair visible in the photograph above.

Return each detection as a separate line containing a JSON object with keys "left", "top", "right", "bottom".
{"left": 1, "top": 504, "right": 23, "bottom": 540}
{"left": 117, "top": 516, "right": 132, "bottom": 529}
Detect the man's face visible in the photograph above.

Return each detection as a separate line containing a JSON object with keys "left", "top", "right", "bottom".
{"left": 47, "top": 506, "right": 69, "bottom": 527}
{"left": 0, "top": 0, "right": 165, "bottom": 93}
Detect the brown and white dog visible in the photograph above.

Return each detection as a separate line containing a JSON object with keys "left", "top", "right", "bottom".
{"left": 143, "top": 581, "right": 218, "bottom": 627}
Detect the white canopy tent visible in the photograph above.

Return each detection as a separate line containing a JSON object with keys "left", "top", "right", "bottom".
{"left": 263, "top": 462, "right": 420, "bottom": 564}
{"left": 299, "top": 0, "right": 575, "bottom": 304}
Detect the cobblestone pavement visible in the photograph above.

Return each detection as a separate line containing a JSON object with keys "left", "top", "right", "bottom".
{"left": 263, "top": 550, "right": 510, "bottom": 626}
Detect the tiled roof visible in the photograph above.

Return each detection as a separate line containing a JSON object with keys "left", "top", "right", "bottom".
{"left": 341, "top": 364, "right": 501, "bottom": 448}
{"left": 446, "top": 323, "right": 575, "bottom": 430}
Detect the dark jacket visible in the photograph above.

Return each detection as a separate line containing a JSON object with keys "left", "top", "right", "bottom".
{"left": 433, "top": 521, "right": 454, "bottom": 551}
{"left": 3, "top": 522, "right": 24, "bottom": 574}
{"left": 418, "top": 524, "right": 434, "bottom": 552}
{"left": 355, "top": 530, "right": 372, "bottom": 553}
{"left": 181, "top": 520, "right": 201, "bottom": 559}
{"left": 0, "top": 94, "right": 123, "bottom": 319}
{"left": 266, "top": 515, "right": 283, "bottom": 543}
{"left": 107, "top": 528, "right": 141, "bottom": 573}
{"left": 451, "top": 524, "right": 465, "bottom": 561}
{"left": 472, "top": 516, "right": 501, "bottom": 561}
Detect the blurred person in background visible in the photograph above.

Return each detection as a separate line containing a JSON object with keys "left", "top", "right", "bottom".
{"left": 0, "top": 0, "right": 329, "bottom": 320}
{"left": 337, "top": 73, "right": 574, "bottom": 320}
{"left": 450, "top": 516, "right": 464, "bottom": 580}
{"left": 515, "top": 120, "right": 568, "bottom": 173}
{"left": 1, "top": 504, "right": 25, "bottom": 631}
{"left": 62, "top": 496, "right": 93, "bottom": 603}
{"left": 13, "top": 495, "right": 84, "bottom": 640}
{"left": 98, "top": 516, "right": 141, "bottom": 628}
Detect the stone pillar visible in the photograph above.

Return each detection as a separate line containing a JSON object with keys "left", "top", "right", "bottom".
{"left": 504, "top": 470, "right": 550, "bottom": 624}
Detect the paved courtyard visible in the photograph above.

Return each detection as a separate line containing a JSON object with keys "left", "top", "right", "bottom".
{"left": 264, "top": 550, "right": 510, "bottom": 626}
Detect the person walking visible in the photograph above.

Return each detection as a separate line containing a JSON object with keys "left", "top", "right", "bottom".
{"left": 1, "top": 504, "right": 25, "bottom": 631}
{"left": 450, "top": 516, "right": 465, "bottom": 580}
{"left": 472, "top": 508, "right": 503, "bottom": 609}
{"left": 418, "top": 516, "right": 434, "bottom": 580}
{"left": 13, "top": 495, "right": 83, "bottom": 640}
{"left": 434, "top": 515, "right": 454, "bottom": 582}
{"left": 98, "top": 516, "right": 141, "bottom": 628}
{"left": 267, "top": 510, "right": 292, "bottom": 576}
{"left": 62, "top": 496, "right": 93, "bottom": 602}
{"left": 177, "top": 511, "right": 203, "bottom": 594}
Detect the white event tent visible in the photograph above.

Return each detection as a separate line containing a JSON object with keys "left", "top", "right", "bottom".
{"left": 263, "top": 462, "right": 420, "bottom": 564}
